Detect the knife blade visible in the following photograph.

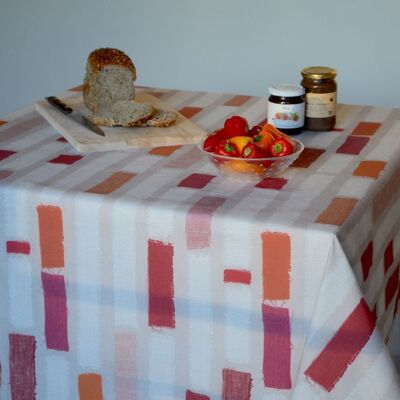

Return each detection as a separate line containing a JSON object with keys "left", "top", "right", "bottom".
{"left": 45, "top": 96, "right": 105, "bottom": 137}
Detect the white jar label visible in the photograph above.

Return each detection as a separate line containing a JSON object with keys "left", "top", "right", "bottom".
{"left": 305, "top": 92, "right": 337, "bottom": 118}
{"left": 267, "top": 101, "right": 305, "bottom": 129}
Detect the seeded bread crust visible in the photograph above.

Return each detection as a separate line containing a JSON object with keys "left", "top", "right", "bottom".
{"left": 83, "top": 48, "right": 137, "bottom": 114}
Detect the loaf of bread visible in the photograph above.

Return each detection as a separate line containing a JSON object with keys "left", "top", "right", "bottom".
{"left": 83, "top": 48, "right": 137, "bottom": 114}
{"left": 84, "top": 47, "right": 177, "bottom": 128}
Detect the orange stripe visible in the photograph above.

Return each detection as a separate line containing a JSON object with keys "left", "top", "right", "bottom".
{"left": 351, "top": 122, "right": 381, "bottom": 136}
{"left": 78, "top": 374, "right": 103, "bottom": 400}
{"left": 353, "top": 160, "right": 386, "bottom": 179}
{"left": 86, "top": 172, "right": 136, "bottom": 194}
{"left": 148, "top": 145, "right": 182, "bottom": 156}
{"left": 315, "top": 197, "right": 358, "bottom": 226}
{"left": 178, "top": 107, "right": 203, "bottom": 119}
{"left": 373, "top": 165, "right": 400, "bottom": 222}
{"left": 224, "top": 95, "right": 252, "bottom": 106}
{"left": 70, "top": 84, "right": 83, "bottom": 92}
{"left": 0, "top": 120, "right": 7, "bottom": 127}
{"left": 261, "top": 232, "right": 291, "bottom": 300}
{"left": 37, "top": 205, "right": 64, "bottom": 268}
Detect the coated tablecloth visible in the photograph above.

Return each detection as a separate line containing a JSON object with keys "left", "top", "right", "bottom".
{"left": 0, "top": 86, "right": 399, "bottom": 399}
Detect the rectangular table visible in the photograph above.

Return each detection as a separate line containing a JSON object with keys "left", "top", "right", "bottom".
{"left": 0, "top": 86, "right": 399, "bottom": 399}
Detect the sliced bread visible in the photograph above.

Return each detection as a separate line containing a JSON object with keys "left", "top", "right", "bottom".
{"left": 92, "top": 100, "right": 154, "bottom": 127}
{"left": 83, "top": 48, "right": 137, "bottom": 114}
{"left": 136, "top": 110, "right": 177, "bottom": 127}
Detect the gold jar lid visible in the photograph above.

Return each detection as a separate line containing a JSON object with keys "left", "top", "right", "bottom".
{"left": 301, "top": 66, "right": 337, "bottom": 79}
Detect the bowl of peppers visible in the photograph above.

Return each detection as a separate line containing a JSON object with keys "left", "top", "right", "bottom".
{"left": 198, "top": 115, "right": 304, "bottom": 180}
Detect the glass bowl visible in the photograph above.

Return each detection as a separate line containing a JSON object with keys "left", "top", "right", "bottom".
{"left": 198, "top": 137, "right": 304, "bottom": 181}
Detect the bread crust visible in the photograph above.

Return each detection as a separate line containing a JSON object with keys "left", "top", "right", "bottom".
{"left": 87, "top": 48, "right": 136, "bottom": 78}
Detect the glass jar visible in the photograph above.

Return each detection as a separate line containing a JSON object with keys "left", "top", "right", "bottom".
{"left": 301, "top": 66, "right": 337, "bottom": 131}
{"left": 267, "top": 84, "right": 305, "bottom": 135}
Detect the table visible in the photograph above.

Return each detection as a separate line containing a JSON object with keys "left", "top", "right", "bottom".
{"left": 0, "top": 86, "right": 399, "bottom": 399}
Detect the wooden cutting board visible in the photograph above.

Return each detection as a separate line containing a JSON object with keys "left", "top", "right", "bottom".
{"left": 35, "top": 92, "right": 208, "bottom": 153}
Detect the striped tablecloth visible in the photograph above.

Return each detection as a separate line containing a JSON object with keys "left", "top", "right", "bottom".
{"left": 0, "top": 86, "right": 399, "bottom": 399}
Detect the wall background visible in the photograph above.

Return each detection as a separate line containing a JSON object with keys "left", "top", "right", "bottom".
{"left": 1, "top": 0, "right": 399, "bottom": 116}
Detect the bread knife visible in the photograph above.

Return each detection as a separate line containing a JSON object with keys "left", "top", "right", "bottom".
{"left": 45, "top": 96, "right": 105, "bottom": 137}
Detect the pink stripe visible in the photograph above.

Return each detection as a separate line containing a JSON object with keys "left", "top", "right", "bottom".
{"left": 9, "top": 333, "right": 36, "bottom": 400}
{"left": 148, "top": 240, "right": 175, "bottom": 328}
{"left": 166, "top": 147, "right": 204, "bottom": 169}
{"left": 305, "top": 299, "right": 376, "bottom": 392}
{"left": 262, "top": 304, "right": 291, "bottom": 389}
{"left": 0, "top": 170, "right": 13, "bottom": 179}
{"left": 114, "top": 332, "right": 136, "bottom": 400}
{"left": 6, "top": 240, "right": 31, "bottom": 255}
{"left": 222, "top": 369, "right": 252, "bottom": 400}
{"left": 0, "top": 114, "right": 45, "bottom": 137}
{"left": 186, "top": 196, "right": 225, "bottom": 250}
{"left": 41, "top": 272, "right": 69, "bottom": 351}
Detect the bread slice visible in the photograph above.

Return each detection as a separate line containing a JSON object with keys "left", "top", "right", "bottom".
{"left": 83, "top": 48, "right": 137, "bottom": 114}
{"left": 92, "top": 101, "right": 154, "bottom": 127}
{"left": 137, "top": 110, "right": 177, "bottom": 127}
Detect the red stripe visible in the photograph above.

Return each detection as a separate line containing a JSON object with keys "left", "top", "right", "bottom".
{"left": 178, "top": 173, "right": 216, "bottom": 189}
{"left": 262, "top": 304, "right": 292, "bottom": 389}
{"left": 9, "top": 333, "right": 36, "bottom": 400}
{"left": 222, "top": 369, "right": 252, "bottom": 400}
{"left": 48, "top": 154, "right": 83, "bottom": 165}
{"left": 384, "top": 240, "right": 394, "bottom": 273}
{"left": 361, "top": 241, "right": 373, "bottom": 280}
{"left": 305, "top": 299, "right": 376, "bottom": 392}
{"left": 385, "top": 265, "right": 399, "bottom": 308}
{"left": 186, "top": 389, "right": 210, "bottom": 400}
{"left": 0, "top": 149, "right": 16, "bottom": 161}
{"left": 148, "top": 240, "right": 175, "bottom": 328}
{"left": 6, "top": 241, "right": 31, "bottom": 255}
{"left": 224, "top": 269, "right": 251, "bottom": 285}
{"left": 336, "top": 136, "right": 369, "bottom": 155}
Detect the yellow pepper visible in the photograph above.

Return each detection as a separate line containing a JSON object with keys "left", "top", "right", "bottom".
{"left": 228, "top": 136, "right": 252, "bottom": 153}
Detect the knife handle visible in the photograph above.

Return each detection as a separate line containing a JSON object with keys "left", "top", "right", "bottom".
{"left": 46, "top": 96, "right": 73, "bottom": 114}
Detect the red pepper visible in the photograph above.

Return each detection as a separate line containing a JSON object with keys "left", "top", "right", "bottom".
{"left": 203, "top": 129, "right": 227, "bottom": 152}
{"left": 223, "top": 115, "right": 250, "bottom": 137}
{"left": 249, "top": 124, "right": 262, "bottom": 137}
{"left": 242, "top": 142, "right": 271, "bottom": 158}
{"left": 269, "top": 138, "right": 294, "bottom": 157}
{"left": 214, "top": 140, "right": 240, "bottom": 157}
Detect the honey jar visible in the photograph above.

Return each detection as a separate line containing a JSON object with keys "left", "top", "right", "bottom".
{"left": 301, "top": 66, "right": 337, "bottom": 131}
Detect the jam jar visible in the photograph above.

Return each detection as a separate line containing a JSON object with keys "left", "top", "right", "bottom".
{"left": 301, "top": 66, "right": 337, "bottom": 131}
{"left": 267, "top": 84, "right": 305, "bottom": 135}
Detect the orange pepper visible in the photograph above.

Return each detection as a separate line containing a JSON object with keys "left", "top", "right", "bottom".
{"left": 228, "top": 136, "right": 253, "bottom": 153}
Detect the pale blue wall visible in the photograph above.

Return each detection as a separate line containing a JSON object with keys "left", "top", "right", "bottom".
{"left": 1, "top": 0, "right": 399, "bottom": 115}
